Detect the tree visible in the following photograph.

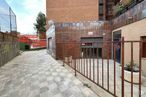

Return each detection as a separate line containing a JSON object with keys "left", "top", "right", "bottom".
{"left": 34, "top": 12, "right": 46, "bottom": 34}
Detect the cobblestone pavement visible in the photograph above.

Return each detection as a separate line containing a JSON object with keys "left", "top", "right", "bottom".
{"left": 0, "top": 50, "right": 99, "bottom": 97}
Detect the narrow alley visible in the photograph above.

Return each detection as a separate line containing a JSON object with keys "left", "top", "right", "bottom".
{"left": 0, "top": 50, "right": 99, "bottom": 97}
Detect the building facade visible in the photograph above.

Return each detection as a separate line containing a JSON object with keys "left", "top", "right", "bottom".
{"left": 46, "top": 0, "right": 99, "bottom": 23}
{"left": 47, "top": 20, "right": 112, "bottom": 59}
{"left": 46, "top": 0, "right": 146, "bottom": 66}
{"left": 46, "top": 0, "right": 117, "bottom": 59}
{"left": 112, "top": 0, "right": 146, "bottom": 76}
{"left": 46, "top": 0, "right": 117, "bottom": 23}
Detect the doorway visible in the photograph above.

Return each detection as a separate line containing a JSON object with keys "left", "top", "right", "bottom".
{"left": 113, "top": 30, "right": 121, "bottom": 63}
{"left": 81, "top": 37, "right": 103, "bottom": 58}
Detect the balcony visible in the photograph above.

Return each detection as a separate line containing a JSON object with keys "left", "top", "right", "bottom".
{"left": 112, "top": 0, "right": 146, "bottom": 29}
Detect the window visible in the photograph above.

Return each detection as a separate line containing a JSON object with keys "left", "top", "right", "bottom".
{"left": 99, "top": 0, "right": 103, "bottom": 4}
{"left": 141, "top": 36, "right": 146, "bottom": 58}
{"left": 99, "top": 5, "right": 103, "bottom": 14}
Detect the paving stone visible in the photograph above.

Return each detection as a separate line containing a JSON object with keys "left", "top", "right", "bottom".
{"left": 0, "top": 50, "right": 99, "bottom": 97}
{"left": 40, "top": 87, "right": 49, "bottom": 93}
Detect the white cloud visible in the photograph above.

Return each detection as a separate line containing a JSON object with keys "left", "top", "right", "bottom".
{"left": 7, "top": 0, "right": 46, "bottom": 34}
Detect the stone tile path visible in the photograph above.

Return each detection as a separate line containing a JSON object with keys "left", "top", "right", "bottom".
{"left": 0, "top": 50, "right": 99, "bottom": 97}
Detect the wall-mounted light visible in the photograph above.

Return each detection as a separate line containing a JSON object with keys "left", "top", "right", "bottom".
{"left": 88, "top": 32, "right": 93, "bottom": 36}
{"left": 102, "top": 33, "right": 106, "bottom": 36}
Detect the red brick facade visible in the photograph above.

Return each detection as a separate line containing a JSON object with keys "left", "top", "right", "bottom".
{"left": 54, "top": 21, "right": 112, "bottom": 59}
{"left": 46, "top": 0, "right": 99, "bottom": 23}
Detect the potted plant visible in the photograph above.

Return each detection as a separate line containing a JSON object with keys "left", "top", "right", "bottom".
{"left": 120, "top": 0, "right": 132, "bottom": 6}
{"left": 119, "top": 62, "right": 140, "bottom": 84}
{"left": 113, "top": 3, "right": 125, "bottom": 16}
{"left": 142, "top": 59, "right": 146, "bottom": 86}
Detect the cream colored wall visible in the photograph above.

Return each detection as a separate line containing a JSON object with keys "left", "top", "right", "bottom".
{"left": 112, "top": 19, "right": 146, "bottom": 75}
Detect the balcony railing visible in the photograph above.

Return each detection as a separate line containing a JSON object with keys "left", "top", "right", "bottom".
{"left": 112, "top": 0, "right": 146, "bottom": 29}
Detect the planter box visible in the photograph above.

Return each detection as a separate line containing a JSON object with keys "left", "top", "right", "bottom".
{"left": 119, "top": 67, "right": 140, "bottom": 84}
{"left": 142, "top": 59, "right": 146, "bottom": 77}
{"left": 124, "top": 70, "right": 139, "bottom": 84}
{"left": 142, "top": 59, "right": 146, "bottom": 86}
{"left": 142, "top": 76, "right": 146, "bottom": 87}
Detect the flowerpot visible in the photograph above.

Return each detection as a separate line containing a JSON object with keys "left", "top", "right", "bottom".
{"left": 142, "top": 59, "right": 146, "bottom": 77}
{"left": 142, "top": 76, "right": 146, "bottom": 87}
{"left": 142, "top": 59, "right": 146, "bottom": 86}
{"left": 124, "top": 70, "right": 139, "bottom": 84}
{"left": 119, "top": 67, "right": 140, "bottom": 84}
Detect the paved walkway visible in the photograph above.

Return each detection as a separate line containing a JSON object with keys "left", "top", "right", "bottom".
{"left": 0, "top": 50, "right": 99, "bottom": 97}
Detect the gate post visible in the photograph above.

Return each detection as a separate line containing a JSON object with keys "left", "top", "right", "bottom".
{"left": 121, "top": 37, "right": 125, "bottom": 97}
{"left": 139, "top": 38, "right": 142, "bottom": 97}
{"left": 63, "top": 43, "right": 65, "bottom": 67}
{"left": 75, "top": 59, "right": 77, "bottom": 76}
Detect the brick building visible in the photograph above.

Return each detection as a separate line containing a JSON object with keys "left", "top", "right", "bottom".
{"left": 46, "top": 0, "right": 118, "bottom": 23}
{"left": 46, "top": 0, "right": 99, "bottom": 23}
{"left": 46, "top": 0, "right": 116, "bottom": 59}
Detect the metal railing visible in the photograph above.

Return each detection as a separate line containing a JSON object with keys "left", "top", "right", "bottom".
{"left": 112, "top": 0, "right": 146, "bottom": 29}
{"left": 58, "top": 38, "right": 145, "bottom": 97}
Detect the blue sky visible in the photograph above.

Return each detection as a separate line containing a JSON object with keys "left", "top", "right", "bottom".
{"left": 6, "top": 0, "right": 46, "bottom": 34}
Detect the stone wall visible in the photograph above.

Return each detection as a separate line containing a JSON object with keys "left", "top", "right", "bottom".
{"left": 0, "top": 32, "right": 19, "bottom": 67}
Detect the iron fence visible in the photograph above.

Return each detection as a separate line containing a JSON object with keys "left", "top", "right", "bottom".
{"left": 58, "top": 38, "right": 146, "bottom": 97}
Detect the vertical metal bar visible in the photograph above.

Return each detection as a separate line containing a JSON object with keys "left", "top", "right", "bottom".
{"left": 80, "top": 51, "right": 81, "bottom": 73}
{"left": 78, "top": 50, "right": 80, "bottom": 72}
{"left": 86, "top": 48, "right": 89, "bottom": 77}
{"left": 63, "top": 43, "right": 65, "bottom": 66}
{"left": 80, "top": 48, "right": 81, "bottom": 73}
{"left": 84, "top": 48, "right": 86, "bottom": 76}
{"left": 15, "top": 13, "right": 17, "bottom": 32}
{"left": 93, "top": 47, "right": 95, "bottom": 82}
{"left": 139, "top": 40, "right": 142, "bottom": 97}
{"left": 77, "top": 55, "right": 79, "bottom": 72}
{"left": 81, "top": 48, "right": 83, "bottom": 73}
{"left": 113, "top": 42, "right": 116, "bottom": 96}
{"left": 66, "top": 43, "right": 70, "bottom": 67}
{"left": 9, "top": 7, "right": 12, "bottom": 32}
{"left": 102, "top": 45, "right": 104, "bottom": 87}
{"left": 131, "top": 42, "right": 133, "bottom": 97}
{"left": 75, "top": 59, "right": 77, "bottom": 76}
{"left": 107, "top": 42, "right": 110, "bottom": 91}
{"left": 97, "top": 48, "right": 99, "bottom": 84}
{"left": 121, "top": 37, "right": 125, "bottom": 97}
{"left": 90, "top": 48, "right": 92, "bottom": 79}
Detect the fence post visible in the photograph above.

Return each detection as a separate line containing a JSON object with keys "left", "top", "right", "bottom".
{"left": 139, "top": 38, "right": 142, "bottom": 97}
{"left": 74, "top": 59, "right": 77, "bottom": 76}
{"left": 121, "top": 37, "right": 125, "bottom": 97}
{"left": 63, "top": 43, "right": 65, "bottom": 66}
